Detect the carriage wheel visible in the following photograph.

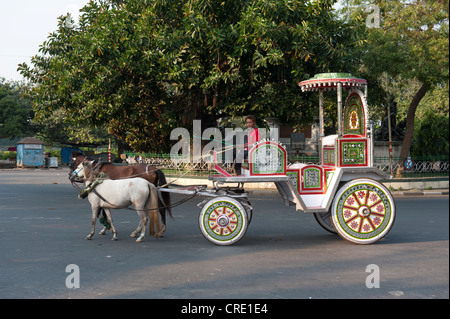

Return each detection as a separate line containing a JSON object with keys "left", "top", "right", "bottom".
{"left": 240, "top": 198, "right": 253, "bottom": 225}
{"left": 199, "top": 196, "right": 248, "bottom": 245}
{"left": 314, "top": 211, "right": 337, "bottom": 234}
{"left": 313, "top": 182, "right": 345, "bottom": 234}
{"left": 331, "top": 178, "right": 395, "bottom": 244}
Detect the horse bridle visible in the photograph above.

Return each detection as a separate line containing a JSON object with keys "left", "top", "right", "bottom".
{"left": 69, "top": 159, "right": 101, "bottom": 191}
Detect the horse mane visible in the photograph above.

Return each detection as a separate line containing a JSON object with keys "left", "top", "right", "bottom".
{"left": 83, "top": 162, "right": 96, "bottom": 183}
{"left": 84, "top": 160, "right": 107, "bottom": 182}
{"left": 91, "top": 159, "right": 115, "bottom": 172}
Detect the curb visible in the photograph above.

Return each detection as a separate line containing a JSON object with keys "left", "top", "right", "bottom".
{"left": 391, "top": 190, "right": 449, "bottom": 196}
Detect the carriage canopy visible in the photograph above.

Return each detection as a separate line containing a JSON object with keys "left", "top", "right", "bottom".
{"left": 298, "top": 73, "right": 367, "bottom": 92}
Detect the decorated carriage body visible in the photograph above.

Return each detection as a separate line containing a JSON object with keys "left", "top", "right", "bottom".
{"left": 160, "top": 73, "right": 395, "bottom": 245}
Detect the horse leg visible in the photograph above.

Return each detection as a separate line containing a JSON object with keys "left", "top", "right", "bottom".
{"left": 99, "top": 226, "right": 107, "bottom": 235}
{"left": 158, "top": 200, "right": 166, "bottom": 233}
{"left": 130, "top": 196, "right": 148, "bottom": 242}
{"left": 103, "top": 208, "right": 118, "bottom": 240}
{"left": 130, "top": 218, "right": 144, "bottom": 238}
{"left": 135, "top": 211, "right": 148, "bottom": 243}
{"left": 156, "top": 206, "right": 166, "bottom": 236}
{"left": 129, "top": 202, "right": 145, "bottom": 239}
{"left": 99, "top": 208, "right": 107, "bottom": 235}
{"left": 156, "top": 170, "right": 173, "bottom": 233}
{"left": 86, "top": 206, "right": 99, "bottom": 240}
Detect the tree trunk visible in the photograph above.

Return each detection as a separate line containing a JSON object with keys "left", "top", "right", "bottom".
{"left": 396, "top": 82, "right": 428, "bottom": 174}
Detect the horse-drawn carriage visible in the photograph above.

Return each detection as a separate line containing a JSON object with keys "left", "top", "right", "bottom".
{"left": 158, "top": 73, "right": 395, "bottom": 245}
{"left": 72, "top": 73, "right": 395, "bottom": 245}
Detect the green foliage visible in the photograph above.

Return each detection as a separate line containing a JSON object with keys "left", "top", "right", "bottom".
{"left": 341, "top": 0, "right": 448, "bottom": 85}
{"left": 340, "top": 0, "right": 449, "bottom": 160}
{"left": 0, "top": 79, "right": 109, "bottom": 147}
{"left": 19, "top": 0, "right": 363, "bottom": 152}
{"left": 415, "top": 82, "right": 449, "bottom": 119}
{"left": 34, "top": 109, "right": 111, "bottom": 147}
{"left": 0, "top": 79, "right": 35, "bottom": 138}
{"left": 0, "top": 151, "right": 16, "bottom": 160}
{"left": 411, "top": 111, "right": 449, "bottom": 158}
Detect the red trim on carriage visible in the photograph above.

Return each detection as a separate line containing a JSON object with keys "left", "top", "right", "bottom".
{"left": 299, "top": 77, "right": 367, "bottom": 90}
{"left": 248, "top": 141, "right": 287, "bottom": 176}
{"left": 214, "top": 163, "right": 232, "bottom": 177}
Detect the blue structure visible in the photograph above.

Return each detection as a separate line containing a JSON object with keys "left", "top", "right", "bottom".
{"left": 16, "top": 137, "right": 44, "bottom": 168}
{"left": 61, "top": 147, "right": 82, "bottom": 164}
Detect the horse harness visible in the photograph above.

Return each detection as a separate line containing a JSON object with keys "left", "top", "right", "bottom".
{"left": 78, "top": 174, "right": 198, "bottom": 213}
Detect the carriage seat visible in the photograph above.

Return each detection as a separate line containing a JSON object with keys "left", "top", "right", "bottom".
{"left": 321, "top": 134, "right": 338, "bottom": 147}
{"left": 247, "top": 140, "right": 287, "bottom": 176}
{"left": 321, "top": 135, "right": 337, "bottom": 166}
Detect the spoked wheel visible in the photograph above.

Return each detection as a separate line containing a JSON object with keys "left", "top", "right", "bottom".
{"left": 314, "top": 211, "right": 337, "bottom": 234}
{"left": 314, "top": 182, "right": 345, "bottom": 234}
{"left": 199, "top": 196, "right": 248, "bottom": 245}
{"left": 240, "top": 198, "right": 253, "bottom": 225}
{"left": 331, "top": 178, "right": 396, "bottom": 244}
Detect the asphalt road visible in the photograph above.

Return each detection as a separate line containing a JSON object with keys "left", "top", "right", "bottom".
{"left": 0, "top": 168, "right": 448, "bottom": 300}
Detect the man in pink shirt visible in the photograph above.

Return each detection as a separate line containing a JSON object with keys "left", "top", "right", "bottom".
{"left": 235, "top": 115, "right": 261, "bottom": 175}
{"left": 245, "top": 115, "right": 261, "bottom": 150}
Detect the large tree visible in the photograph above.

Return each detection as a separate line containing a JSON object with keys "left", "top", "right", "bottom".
{"left": 20, "top": 0, "right": 363, "bottom": 152}
{"left": 341, "top": 0, "right": 449, "bottom": 168}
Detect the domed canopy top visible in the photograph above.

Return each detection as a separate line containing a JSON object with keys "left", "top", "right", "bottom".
{"left": 299, "top": 73, "right": 367, "bottom": 92}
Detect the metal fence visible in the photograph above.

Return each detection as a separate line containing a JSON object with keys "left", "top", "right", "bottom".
{"left": 373, "top": 155, "right": 449, "bottom": 178}
{"left": 126, "top": 152, "right": 449, "bottom": 178}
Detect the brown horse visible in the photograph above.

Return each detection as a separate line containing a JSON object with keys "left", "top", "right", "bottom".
{"left": 69, "top": 151, "right": 172, "bottom": 229}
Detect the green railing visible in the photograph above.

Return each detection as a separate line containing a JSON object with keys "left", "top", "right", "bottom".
{"left": 125, "top": 151, "right": 449, "bottom": 178}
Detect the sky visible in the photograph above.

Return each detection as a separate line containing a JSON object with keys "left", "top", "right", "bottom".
{"left": 0, "top": 0, "right": 89, "bottom": 82}
{"left": 1, "top": 0, "right": 345, "bottom": 83}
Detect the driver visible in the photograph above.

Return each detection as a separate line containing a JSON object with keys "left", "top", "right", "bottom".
{"left": 235, "top": 115, "right": 261, "bottom": 175}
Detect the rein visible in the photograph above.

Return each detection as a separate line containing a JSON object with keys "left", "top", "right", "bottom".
{"left": 77, "top": 172, "right": 201, "bottom": 212}
{"left": 89, "top": 187, "right": 200, "bottom": 212}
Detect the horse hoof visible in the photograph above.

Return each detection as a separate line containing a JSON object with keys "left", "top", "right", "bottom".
{"left": 136, "top": 237, "right": 144, "bottom": 243}
{"left": 156, "top": 231, "right": 164, "bottom": 238}
{"left": 85, "top": 236, "right": 93, "bottom": 240}
{"left": 130, "top": 233, "right": 137, "bottom": 238}
{"left": 111, "top": 236, "right": 118, "bottom": 241}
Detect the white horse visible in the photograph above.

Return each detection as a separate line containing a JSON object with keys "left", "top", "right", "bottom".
{"left": 73, "top": 159, "right": 163, "bottom": 242}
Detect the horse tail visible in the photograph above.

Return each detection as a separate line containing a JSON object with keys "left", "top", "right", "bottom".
{"left": 155, "top": 169, "right": 173, "bottom": 220}
{"left": 147, "top": 182, "right": 164, "bottom": 238}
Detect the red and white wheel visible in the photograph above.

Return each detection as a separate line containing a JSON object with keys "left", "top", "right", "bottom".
{"left": 331, "top": 179, "right": 396, "bottom": 244}
{"left": 199, "top": 196, "right": 248, "bottom": 245}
